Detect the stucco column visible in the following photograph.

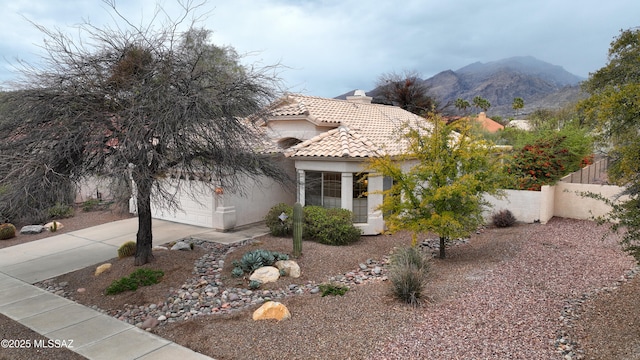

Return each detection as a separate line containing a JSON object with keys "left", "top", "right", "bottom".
{"left": 341, "top": 172, "right": 353, "bottom": 211}
{"left": 297, "top": 169, "right": 305, "bottom": 205}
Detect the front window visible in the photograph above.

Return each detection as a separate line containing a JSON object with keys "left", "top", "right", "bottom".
{"left": 305, "top": 171, "right": 341, "bottom": 209}
{"left": 353, "top": 173, "right": 368, "bottom": 223}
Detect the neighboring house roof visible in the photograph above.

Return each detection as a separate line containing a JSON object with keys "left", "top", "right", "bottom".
{"left": 444, "top": 112, "right": 503, "bottom": 133}
{"left": 476, "top": 112, "right": 504, "bottom": 133}
{"left": 265, "top": 94, "right": 430, "bottom": 158}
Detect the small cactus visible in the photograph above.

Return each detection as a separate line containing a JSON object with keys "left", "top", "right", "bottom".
{"left": 0, "top": 223, "right": 16, "bottom": 240}
{"left": 231, "top": 267, "right": 244, "bottom": 277}
{"left": 248, "top": 279, "right": 262, "bottom": 290}
{"left": 51, "top": 221, "right": 58, "bottom": 232}
{"left": 118, "top": 241, "right": 136, "bottom": 258}
{"left": 292, "top": 202, "right": 303, "bottom": 257}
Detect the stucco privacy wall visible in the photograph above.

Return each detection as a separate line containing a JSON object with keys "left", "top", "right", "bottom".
{"left": 75, "top": 176, "right": 115, "bottom": 203}
{"left": 484, "top": 186, "right": 554, "bottom": 224}
{"left": 553, "top": 182, "right": 626, "bottom": 220}
{"left": 484, "top": 183, "right": 625, "bottom": 224}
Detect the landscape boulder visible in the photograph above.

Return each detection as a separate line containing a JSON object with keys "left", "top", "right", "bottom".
{"left": 170, "top": 241, "right": 192, "bottom": 251}
{"left": 20, "top": 225, "right": 44, "bottom": 234}
{"left": 44, "top": 221, "right": 64, "bottom": 231}
{"left": 94, "top": 263, "right": 112, "bottom": 276}
{"left": 249, "top": 266, "right": 280, "bottom": 284}
{"left": 275, "top": 260, "right": 301, "bottom": 278}
{"left": 252, "top": 301, "right": 291, "bottom": 321}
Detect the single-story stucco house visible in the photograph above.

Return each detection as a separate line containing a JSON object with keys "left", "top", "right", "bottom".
{"left": 148, "top": 91, "right": 431, "bottom": 235}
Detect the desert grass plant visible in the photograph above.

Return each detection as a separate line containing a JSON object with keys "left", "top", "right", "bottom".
{"left": 47, "top": 202, "right": 74, "bottom": 219}
{"left": 492, "top": 209, "right": 517, "bottom": 228}
{"left": 105, "top": 268, "right": 164, "bottom": 295}
{"left": 0, "top": 223, "right": 16, "bottom": 240}
{"left": 117, "top": 241, "right": 137, "bottom": 258}
{"left": 388, "top": 246, "right": 430, "bottom": 306}
{"left": 318, "top": 282, "right": 349, "bottom": 297}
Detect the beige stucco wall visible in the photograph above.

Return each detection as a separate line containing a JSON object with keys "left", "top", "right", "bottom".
{"left": 75, "top": 176, "right": 115, "bottom": 203}
{"left": 484, "top": 183, "right": 625, "bottom": 224}
{"left": 484, "top": 187, "right": 554, "bottom": 224}
{"left": 554, "top": 182, "right": 626, "bottom": 220}
{"left": 230, "top": 164, "right": 297, "bottom": 228}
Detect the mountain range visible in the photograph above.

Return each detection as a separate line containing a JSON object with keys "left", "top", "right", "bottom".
{"left": 338, "top": 56, "right": 587, "bottom": 118}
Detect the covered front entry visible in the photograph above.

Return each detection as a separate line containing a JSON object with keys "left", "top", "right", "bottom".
{"left": 295, "top": 160, "right": 385, "bottom": 235}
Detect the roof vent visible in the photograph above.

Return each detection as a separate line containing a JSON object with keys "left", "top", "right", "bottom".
{"left": 346, "top": 89, "right": 372, "bottom": 104}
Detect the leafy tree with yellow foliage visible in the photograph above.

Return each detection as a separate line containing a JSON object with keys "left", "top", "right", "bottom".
{"left": 368, "top": 113, "right": 506, "bottom": 258}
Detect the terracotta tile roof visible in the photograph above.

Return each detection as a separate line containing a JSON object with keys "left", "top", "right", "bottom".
{"left": 287, "top": 125, "right": 384, "bottom": 158}
{"left": 476, "top": 112, "right": 504, "bottom": 133}
{"left": 267, "top": 94, "right": 429, "bottom": 158}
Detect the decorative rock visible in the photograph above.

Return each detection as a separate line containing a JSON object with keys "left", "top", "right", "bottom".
{"left": 249, "top": 266, "right": 280, "bottom": 284}
{"left": 252, "top": 301, "right": 291, "bottom": 321}
{"left": 77, "top": 288, "right": 86, "bottom": 293}
{"left": 20, "top": 225, "right": 44, "bottom": 234}
{"left": 171, "top": 241, "right": 192, "bottom": 251}
{"left": 152, "top": 246, "right": 168, "bottom": 251}
{"left": 275, "top": 260, "right": 301, "bottom": 278}
{"left": 94, "top": 263, "right": 112, "bottom": 276}
{"left": 33, "top": 239, "right": 392, "bottom": 330}
{"left": 43, "top": 221, "right": 64, "bottom": 231}
{"left": 141, "top": 317, "right": 159, "bottom": 330}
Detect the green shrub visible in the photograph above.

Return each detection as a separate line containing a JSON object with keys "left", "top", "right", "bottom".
{"left": 302, "top": 206, "right": 326, "bottom": 239}
{"left": 117, "top": 241, "right": 136, "bottom": 258}
{"left": 47, "top": 202, "right": 74, "bottom": 219}
{"left": 505, "top": 130, "right": 592, "bottom": 191}
{"left": 82, "top": 198, "right": 101, "bottom": 212}
{"left": 492, "top": 209, "right": 516, "bottom": 228}
{"left": 0, "top": 223, "right": 16, "bottom": 240}
{"left": 264, "top": 203, "right": 293, "bottom": 236}
{"left": 304, "top": 206, "right": 361, "bottom": 245}
{"left": 105, "top": 268, "right": 164, "bottom": 295}
{"left": 266, "top": 203, "right": 362, "bottom": 245}
{"left": 318, "top": 282, "right": 349, "bottom": 297}
{"left": 388, "top": 246, "right": 430, "bottom": 305}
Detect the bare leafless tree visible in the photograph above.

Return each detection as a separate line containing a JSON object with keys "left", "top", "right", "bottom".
{"left": 374, "top": 70, "right": 437, "bottom": 116}
{"left": 0, "top": 0, "right": 289, "bottom": 265}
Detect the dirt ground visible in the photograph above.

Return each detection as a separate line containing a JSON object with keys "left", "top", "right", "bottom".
{"left": 2, "top": 210, "right": 640, "bottom": 359}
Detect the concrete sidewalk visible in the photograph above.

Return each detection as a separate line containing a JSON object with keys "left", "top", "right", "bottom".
{"left": 0, "top": 218, "right": 269, "bottom": 360}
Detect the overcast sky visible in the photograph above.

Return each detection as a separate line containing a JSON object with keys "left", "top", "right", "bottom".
{"left": 1, "top": 0, "right": 638, "bottom": 97}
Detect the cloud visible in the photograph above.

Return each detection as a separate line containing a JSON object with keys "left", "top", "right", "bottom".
{"left": 1, "top": 0, "right": 639, "bottom": 96}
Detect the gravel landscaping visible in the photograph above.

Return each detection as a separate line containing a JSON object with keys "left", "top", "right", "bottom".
{"left": 3, "top": 213, "right": 639, "bottom": 359}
